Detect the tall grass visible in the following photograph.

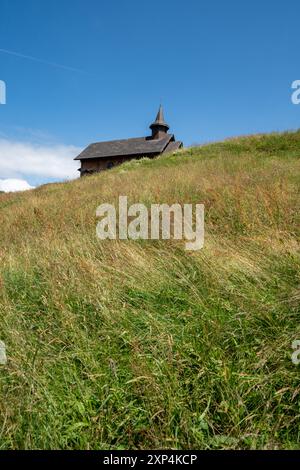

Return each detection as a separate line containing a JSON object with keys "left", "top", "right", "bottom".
{"left": 0, "top": 131, "right": 299, "bottom": 449}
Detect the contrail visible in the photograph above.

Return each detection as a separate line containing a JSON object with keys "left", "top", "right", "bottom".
{"left": 0, "top": 47, "right": 87, "bottom": 74}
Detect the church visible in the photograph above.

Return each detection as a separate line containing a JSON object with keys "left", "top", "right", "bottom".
{"left": 74, "top": 106, "right": 183, "bottom": 176}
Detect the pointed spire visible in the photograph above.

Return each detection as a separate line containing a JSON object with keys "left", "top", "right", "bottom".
{"left": 150, "top": 105, "right": 170, "bottom": 138}
{"left": 155, "top": 105, "right": 165, "bottom": 123}
{"left": 151, "top": 104, "right": 169, "bottom": 128}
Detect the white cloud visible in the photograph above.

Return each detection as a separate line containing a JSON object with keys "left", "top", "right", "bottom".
{"left": 0, "top": 139, "right": 81, "bottom": 180}
{"left": 0, "top": 178, "right": 34, "bottom": 193}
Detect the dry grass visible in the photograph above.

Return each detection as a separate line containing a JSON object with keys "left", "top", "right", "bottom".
{"left": 0, "top": 130, "right": 300, "bottom": 449}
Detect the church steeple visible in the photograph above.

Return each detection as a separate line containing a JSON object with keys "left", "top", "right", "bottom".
{"left": 150, "top": 105, "right": 170, "bottom": 139}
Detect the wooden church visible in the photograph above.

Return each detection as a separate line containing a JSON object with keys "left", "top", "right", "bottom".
{"left": 74, "top": 106, "right": 183, "bottom": 176}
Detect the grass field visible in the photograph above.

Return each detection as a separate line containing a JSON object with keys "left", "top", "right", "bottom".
{"left": 0, "top": 131, "right": 300, "bottom": 449}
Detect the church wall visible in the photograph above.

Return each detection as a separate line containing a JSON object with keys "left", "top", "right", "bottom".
{"left": 80, "top": 153, "right": 159, "bottom": 176}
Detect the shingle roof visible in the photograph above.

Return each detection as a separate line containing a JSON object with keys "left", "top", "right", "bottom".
{"left": 163, "top": 140, "right": 183, "bottom": 154}
{"left": 74, "top": 134, "right": 173, "bottom": 160}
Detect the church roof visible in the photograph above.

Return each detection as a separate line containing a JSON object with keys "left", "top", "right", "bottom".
{"left": 74, "top": 134, "right": 174, "bottom": 160}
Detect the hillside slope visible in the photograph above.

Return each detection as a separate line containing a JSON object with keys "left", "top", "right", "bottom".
{"left": 0, "top": 131, "right": 300, "bottom": 449}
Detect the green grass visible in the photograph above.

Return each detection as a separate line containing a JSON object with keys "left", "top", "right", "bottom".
{"left": 0, "top": 130, "right": 300, "bottom": 449}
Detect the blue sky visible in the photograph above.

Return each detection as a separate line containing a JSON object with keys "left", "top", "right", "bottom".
{"left": 0, "top": 0, "right": 300, "bottom": 189}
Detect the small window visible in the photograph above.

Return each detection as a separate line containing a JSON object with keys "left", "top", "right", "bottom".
{"left": 107, "top": 161, "right": 114, "bottom": 169}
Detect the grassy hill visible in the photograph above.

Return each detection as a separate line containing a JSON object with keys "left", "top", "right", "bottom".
{"left": 0, "top": 131, "right": 300, "bottom": 450}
